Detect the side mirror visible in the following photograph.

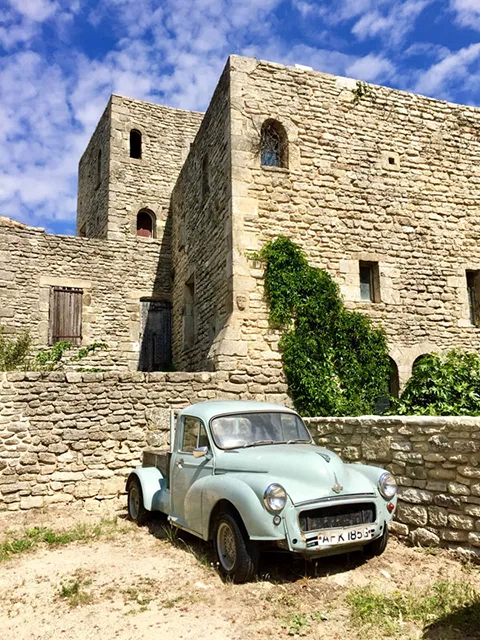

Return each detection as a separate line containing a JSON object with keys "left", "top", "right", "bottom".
{"left": 193, "top": 446, "right": 209, "bottom": 459}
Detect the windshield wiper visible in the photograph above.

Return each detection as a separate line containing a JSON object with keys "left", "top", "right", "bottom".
{"left": 241, "top": 440, "right": 275, "bottom": 448}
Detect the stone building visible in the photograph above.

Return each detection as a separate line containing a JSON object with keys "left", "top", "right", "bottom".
{"left": 2, "top": 55, "right": 480, "bottom": 389}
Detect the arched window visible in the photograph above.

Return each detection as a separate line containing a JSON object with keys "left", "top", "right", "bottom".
{"left": 96, "top": 148, "right": 102, "bottom": 187}
{"left": 260, "top": 119, "right": 288, "bottom": 168}
{"left": 130, "top": 129, "right": 142, "bottom": 159}
{"left": 388, "top": 357, "right": 400, "bottom": 398}
{"left": 136, "top": 209, "right": 155, "bottom": 238}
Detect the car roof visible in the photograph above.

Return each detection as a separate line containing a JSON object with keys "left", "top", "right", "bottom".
{"left": 178, "top": 400, "right": 298, "bottom": 422}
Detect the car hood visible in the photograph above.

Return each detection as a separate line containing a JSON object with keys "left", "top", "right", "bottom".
{"left": 214, "top": 444, "right": 378, "bottom": 504}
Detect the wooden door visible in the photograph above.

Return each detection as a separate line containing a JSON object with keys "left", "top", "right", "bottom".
{"left": 139, "top": 300, "right": 172, "bottom": 371}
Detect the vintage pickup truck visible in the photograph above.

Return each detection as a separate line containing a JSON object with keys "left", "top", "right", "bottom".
{"left": 126, "top": 401, "right": 397, "bottom": 583}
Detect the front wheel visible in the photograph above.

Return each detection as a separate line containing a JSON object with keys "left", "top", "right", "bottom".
{"left": 214, "top": 513, "right": 258, "bottom": 583}
{"left": 364, "top": 525, "right": 388, "bottom": 558}
{"left": 127, "top": 477, "right": 149, "bottom": 525}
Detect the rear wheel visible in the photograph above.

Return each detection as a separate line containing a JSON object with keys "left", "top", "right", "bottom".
{"left": 127, "top": 477, "right": 149, "bottom": 525}
{"left": 364, "top": 525, "right": 388, "bottom": 558}
{"left": 214, "top": 513, "right": 258, "bottom": 583}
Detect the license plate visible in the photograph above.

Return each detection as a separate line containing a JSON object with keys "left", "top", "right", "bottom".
{"left": 317, "top": 525, "right": 376, "bottom": 546}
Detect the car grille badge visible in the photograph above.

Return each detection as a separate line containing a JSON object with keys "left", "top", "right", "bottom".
{"left": 331, "top": 473, "right": 343, "bottom": 494}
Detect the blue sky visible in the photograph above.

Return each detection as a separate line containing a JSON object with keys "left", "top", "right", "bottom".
{"left": 1, "top": 0, "right": 480, "bottom": 236}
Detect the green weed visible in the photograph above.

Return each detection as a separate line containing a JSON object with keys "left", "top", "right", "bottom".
{"left": 58, "top": 573, "right": 93, "bottom": 608}
{"left": 348, "top": 580, "right": 480, "bottom": 634}
{"left": 0, "top": 518, "right": 124, "bottom": 562}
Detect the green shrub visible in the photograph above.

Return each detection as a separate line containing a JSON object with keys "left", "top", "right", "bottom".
{"left": 259, "top": 236, "right": 390, "bottom": 416}
{"left": 0, "top": 329, "right": 32, "bottom": 371}
{"left": 0, "top": 327, "right": 107, "bottom": 372}
{"left": 392, "top": 349, "right": 480, "bottom": 415}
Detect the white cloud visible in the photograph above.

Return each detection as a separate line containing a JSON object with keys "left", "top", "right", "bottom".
{"left": 346, "top": 53, "right": 395, "bottom": 83}
{"left": 352, "top": 0, "right": 432, "bottom": 46}
{"left": 414, "top": 42, "right": 480, "bottom": 97}
{"left": 8, "top": 0, "right": 60, "bottom": 22}
{"left": 450, "top": 0, "right": 480, "bottom": 30}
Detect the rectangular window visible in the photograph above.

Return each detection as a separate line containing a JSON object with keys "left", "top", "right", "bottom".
{"left": 466, "top": 270, "right": 480, "bottom": 326}
{"left": 359, "top": 262, "right": 380, "bottom": 302}
{"left": 49, "top": 287, "right": 83, "bottom": 346}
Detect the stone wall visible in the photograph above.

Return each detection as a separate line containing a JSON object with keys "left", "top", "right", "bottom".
{"left": 0, "top": 221, "right": 171, "bottom": 370}
{"left": 226, "top": 55, "right": 480, "bottom": 387}
{"left": 307, "top": 415, "right": 480, "bottom": 561}
{"left": 0, "top": 371, "right": 289, "bottom": 512}
{"left": 171, "top": 64, "right": 233, "bottom": 371}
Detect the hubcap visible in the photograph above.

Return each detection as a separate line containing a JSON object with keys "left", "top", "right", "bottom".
{"left": 216, "top": 521, "right": 237, "bottom": 572}
{"left": 129, "top": 484, "right": 140, "bottom": 520}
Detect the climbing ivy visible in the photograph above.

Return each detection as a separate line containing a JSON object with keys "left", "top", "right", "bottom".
{"left": 259, "top": 236, "right": 390, "bottom": 416}
{"left": 391, "top": 350, "right": 480, "bottom": 416}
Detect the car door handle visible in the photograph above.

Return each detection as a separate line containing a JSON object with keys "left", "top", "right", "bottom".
{"left": 176, "top": 458, "right": 184, "bottom": 468}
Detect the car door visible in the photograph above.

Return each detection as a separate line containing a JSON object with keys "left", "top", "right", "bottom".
{"left": 171, "top": 415, "right": 213, "bottom": 534}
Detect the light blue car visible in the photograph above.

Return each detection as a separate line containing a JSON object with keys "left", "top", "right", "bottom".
{"left": 126, "top": 401, "right": 397, "bottom": 583}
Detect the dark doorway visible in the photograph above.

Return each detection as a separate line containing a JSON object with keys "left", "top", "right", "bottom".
{"left": 139, "top": 299, "right": 172, "bottom": 371}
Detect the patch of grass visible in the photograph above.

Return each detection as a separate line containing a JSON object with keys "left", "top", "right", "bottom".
{"left": 348, "top": 580, "right": 480, "bottom": 635}
{"left": 58, "top": 573, "right": 93, "bottom": 608}
{"left": 414, "top": 545, "right": 440, "bottom": 556}
{"left": 283, "top": 610, "right": 327, "bottom": 636}
{"left": 0, "top": 518, "right": 125, "bottom": 562}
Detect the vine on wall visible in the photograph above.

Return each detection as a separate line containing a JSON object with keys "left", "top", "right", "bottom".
{"left": 259, "top": 236, "right": 390, "bottom": 416}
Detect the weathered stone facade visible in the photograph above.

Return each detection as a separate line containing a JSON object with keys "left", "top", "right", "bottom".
{"left": 4, "top": 54, "right": 480, "bottom": 380}
{"left": 309, "top": 415, "right": 480, "bottom": 561}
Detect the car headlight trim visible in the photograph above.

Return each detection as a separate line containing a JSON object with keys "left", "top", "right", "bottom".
{"left": 263, "top": 483, "right": 287, "bottom": 513}
{"left": 378, "top": 472, "right": 397, "bottom": 500}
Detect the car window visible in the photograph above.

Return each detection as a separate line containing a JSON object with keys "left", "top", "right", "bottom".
{"left": 211, "top": 412, "right": 311, "bottom": 449}
{"left": 182, "top": 416, "right": 200, "bottom": 453}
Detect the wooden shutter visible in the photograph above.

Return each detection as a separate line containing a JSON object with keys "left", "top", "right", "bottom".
{"left": 49, "top": 287, "right": 83, "bottom": 346}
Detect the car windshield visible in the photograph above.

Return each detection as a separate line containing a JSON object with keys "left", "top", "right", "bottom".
{"left": 210, "top": 412, "right": 311, "bottom": 450}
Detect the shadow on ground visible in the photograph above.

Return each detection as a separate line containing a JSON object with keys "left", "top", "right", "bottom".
{"left": 423, "top": 602, "right": 480, "bottom": 639}
{"left": 138, "top": 512, "right": 367, "bottom": 584}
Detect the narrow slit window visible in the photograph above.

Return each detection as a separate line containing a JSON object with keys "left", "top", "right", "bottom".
{"left": 359, "top": 261, "right": 380, "bottom": 302}
{"left": 130, "top": 129, "right": 142, "bottom": 159}
{"left": 466, "top": 270, "right": 480, "bottom": 326}
{"left": 201, "top": 153, "right": 210, "bottom": 200}
{"left": 96, "top": 148, "right": 102, "bottom": 187}
{"left": 183, "top": 276, "right": 195, "bottom": 349}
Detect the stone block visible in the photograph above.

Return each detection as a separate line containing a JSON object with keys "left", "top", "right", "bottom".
{"left": 20, "top": 496, "right": 43, "bottom": 510}
{"left": 411, "top": 527, "right": 440, "bottom": 547}
{"left": 396, "top": 504, "right": 428, "bottom": 526}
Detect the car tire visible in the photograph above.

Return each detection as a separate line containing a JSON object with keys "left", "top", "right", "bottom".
{"left": 364, "top": 525, "right": 388, "bottom": 558}
{"left": 214, "top": 512, "right": 258, "bottom": 584}
{"left": 127, "top": 477, "right": 149, "bottom": 526}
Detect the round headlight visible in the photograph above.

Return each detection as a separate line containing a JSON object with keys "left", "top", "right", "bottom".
{"left": 378, "top": 472, "right": 397, "bottom": 500}
{"left": 263, "top": 483, "right": 287, "bottom": 513}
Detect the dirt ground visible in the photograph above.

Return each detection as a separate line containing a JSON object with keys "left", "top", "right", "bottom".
{"left": 0, "top": 508, "right": 479, "bottom": 640}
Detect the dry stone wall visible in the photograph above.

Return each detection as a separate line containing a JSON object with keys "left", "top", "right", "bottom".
{"left": 0, "top": 222, "right": 171, "bottom": 370}
{"left": 227, "top": 55, "right": 480, "bottom": 386}
{"left": 308, "top": 415, "right": 480, "bottom": 561}
{"left": 0, "top": 371, "right": 289, "bottom": 512}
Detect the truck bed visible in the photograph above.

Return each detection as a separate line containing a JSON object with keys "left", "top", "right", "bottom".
{"left": 142, "top": 449, "right": 171, "bottom": 488}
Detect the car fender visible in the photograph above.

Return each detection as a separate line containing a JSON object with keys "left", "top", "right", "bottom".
{"left": 202, "top": 474, "right": 286, "bottom": 542}
{"left": 127, "top": 467, "right": 166, "bottom": 512}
